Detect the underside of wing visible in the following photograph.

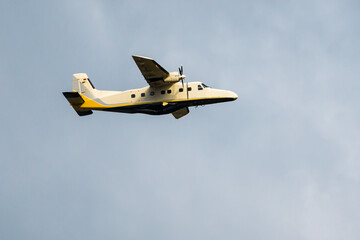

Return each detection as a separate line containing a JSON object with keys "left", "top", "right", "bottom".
{"left": 132, "top": 55, "right": 171, "bottom": 87}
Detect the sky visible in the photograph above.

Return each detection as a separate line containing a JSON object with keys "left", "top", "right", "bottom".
{"left": 1, "top": 0, "right": 360, "bottom": 239}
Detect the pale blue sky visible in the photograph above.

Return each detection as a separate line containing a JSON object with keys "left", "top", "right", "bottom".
{"left": 1, "top": 0, "right": 360, "bottom": 239}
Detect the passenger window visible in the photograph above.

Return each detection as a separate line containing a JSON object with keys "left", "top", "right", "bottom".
{"left": 187, "top": 87, "right": 192, "bottom": 91}
{"left": 141, "top": 93, "right": 145, "bottom": 97}
{"left": 167, "top": 89, "right": 171, "bottom": 94}
{"left": 131, "top": 94, "right": 136, "bottom": 98}
{"left": 179, "top": 88, "right": 183, "bottom": 92}
{"left": 198, "top": 85, "right": 203, "bottom": 90}
{"left": 150, "top": 91, "right": 155, "bottom": 96}
{"left": 161, "top": 90, "right": 165, "bottom": 94}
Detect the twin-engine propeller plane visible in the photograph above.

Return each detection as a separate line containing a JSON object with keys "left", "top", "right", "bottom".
{"left": 63, "top": 56, "right": 237, "bottom": 119}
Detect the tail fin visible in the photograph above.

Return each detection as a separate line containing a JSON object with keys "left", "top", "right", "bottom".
{"left": 72, "top": 73, "right": 98, "bottom": 99}
{"left": 63, "top": 91, "right": 93, "bottom": 116}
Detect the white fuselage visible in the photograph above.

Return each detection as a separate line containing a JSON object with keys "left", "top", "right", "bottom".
{"left": 64, "top": 72, "right": 238, "bottom": 118}
{"left": 90, "top": 82, "right": 237, "bottom": 107}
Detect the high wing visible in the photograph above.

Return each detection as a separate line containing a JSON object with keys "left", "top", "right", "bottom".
{"left": 132, "top": 55, "right": 172, "bottom": 87}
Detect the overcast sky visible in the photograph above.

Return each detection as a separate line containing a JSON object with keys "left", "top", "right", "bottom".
{"left": 1, "top": 0, "right": 360, "bottom": 239}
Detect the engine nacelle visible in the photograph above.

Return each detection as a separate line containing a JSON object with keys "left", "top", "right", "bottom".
{"left": 164, "top": 72, "right": 186, "bottom": 83}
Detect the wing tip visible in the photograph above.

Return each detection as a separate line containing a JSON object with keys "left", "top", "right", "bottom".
{"left": 132, "top": 55, "right": 153, "bottom": 60}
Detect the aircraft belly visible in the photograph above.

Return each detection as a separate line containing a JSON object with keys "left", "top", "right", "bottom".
{"left": 102, "top": 101, "right": 186, "bottom": 115}
{"left": 187, "top": 97, "right": 234, "bottom": 106}
{"left": 100, "top": 97, "right": 234, "bottom": 115}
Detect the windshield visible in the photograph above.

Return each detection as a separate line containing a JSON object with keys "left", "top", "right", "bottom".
{"left": 202, "top": 83, "right": 209, "bottom": 88}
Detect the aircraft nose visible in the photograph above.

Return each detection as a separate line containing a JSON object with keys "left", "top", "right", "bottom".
{"left": 229, "top": 91, "right": 238, "bottom": 100}
{"left": 233, "top": 92, "right": 238, "bottom": 100}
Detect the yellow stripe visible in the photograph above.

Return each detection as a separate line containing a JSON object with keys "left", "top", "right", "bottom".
{"left": 79, "top": 94, "right": 228, "bottom": 110}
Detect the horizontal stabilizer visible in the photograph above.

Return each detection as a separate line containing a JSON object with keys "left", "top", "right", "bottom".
{"left": 63, "top": 92, "right": 93, "bottom": 116}
{"left": 74, "top": 108, "right": 93, "bottom": 116}
{"left": 63, "top": 92, "right": 85, "bottom": 105}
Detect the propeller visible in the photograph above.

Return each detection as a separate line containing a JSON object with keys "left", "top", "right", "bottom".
{"left": 178, "top": 65, "right": 188, "bottom": 99}
{"left": 179, "top": 65, "right": 183, "bottom": 75}
{"left": 178, "top": 65, "right": 185, "bottom": 87}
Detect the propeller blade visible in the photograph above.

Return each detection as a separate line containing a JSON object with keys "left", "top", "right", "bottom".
{"left": 179, "top": 65, "right": 183, "bottom": 75}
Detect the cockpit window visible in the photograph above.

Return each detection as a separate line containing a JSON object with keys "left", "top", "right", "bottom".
{"left": 202, "top": 83, "right": 209, "bottom": 88}
{"left": 198, "top": 85, "right": 203, "bottom": 90}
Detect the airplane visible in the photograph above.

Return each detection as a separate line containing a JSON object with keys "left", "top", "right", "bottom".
{"left": 63, "top": 55, "right": 238, "bottom": 119}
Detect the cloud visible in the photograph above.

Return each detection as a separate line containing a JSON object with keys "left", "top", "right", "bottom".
{"left": 1, "top": 0, "right": 360, "bottom": 240}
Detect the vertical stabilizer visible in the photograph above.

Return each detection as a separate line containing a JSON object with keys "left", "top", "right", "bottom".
{"left": 72, "top": 73, "right": 97, "bottom": 99}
